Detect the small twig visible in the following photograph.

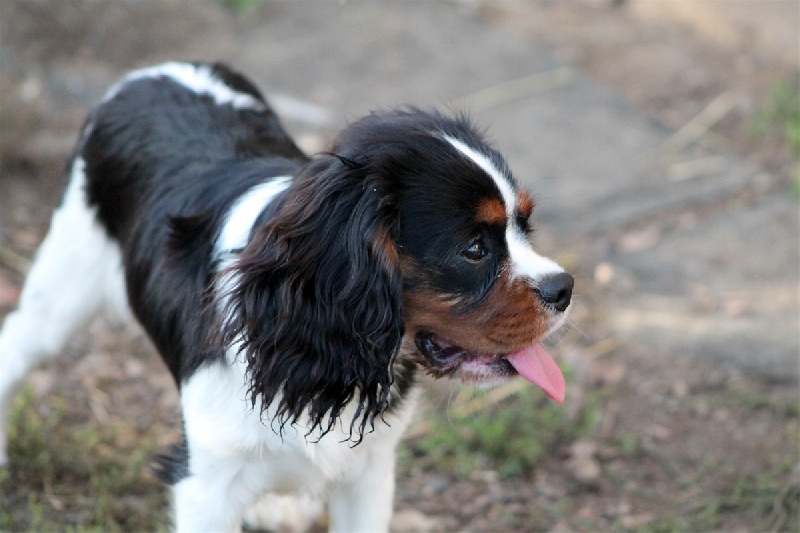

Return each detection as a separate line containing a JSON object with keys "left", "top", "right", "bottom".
{"left": 402, "top": 419, "right": 434, "bottom": 441}
{"left": 402, "top": 380, "right": 530, "bottom": 441}
{"left": 0, "top": 246, "right": 31, "bottom": 274}
{"left": 661, "top": 91, "right": 739, "bottom": 152}
{"left": 586, "top": 336, "right": 620, "bottom": 358}
{"left": 640, "top": 439, "right": 684, "bottom": 479}
{"left": 269, "top": 94, "right": 333, "bottom": 127}
{"left": 451, "top": 66, "right": 576, "bottom": 112}
{"left": 450, "top": 379, "right": 529, "bottom": 418}
{"left": 767, "top": 465, "right": 800, "bottom": 532}
{"left": 668, "top": 155, "right": 727, "bottom": 182}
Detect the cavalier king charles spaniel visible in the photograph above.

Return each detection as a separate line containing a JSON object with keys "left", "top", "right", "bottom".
{"left": 0, "top": 62, "right": 573, "bottom": 532}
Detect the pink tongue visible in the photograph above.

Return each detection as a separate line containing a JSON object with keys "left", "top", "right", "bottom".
{"left": 505, "top": 344, "right": 566, "bottom": 404}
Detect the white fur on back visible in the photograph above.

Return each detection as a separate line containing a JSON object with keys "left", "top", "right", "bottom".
{"left": 103, "top": 62, "right": 265, "bottom": 110}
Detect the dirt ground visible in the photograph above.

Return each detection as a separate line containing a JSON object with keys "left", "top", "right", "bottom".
{"left": 0, "top": 1, "right": 797, "bottom": 531}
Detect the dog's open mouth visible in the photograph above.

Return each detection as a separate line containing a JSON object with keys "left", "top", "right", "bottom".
{"left": 414, "top": 331, "right": 565, "bottom": 404}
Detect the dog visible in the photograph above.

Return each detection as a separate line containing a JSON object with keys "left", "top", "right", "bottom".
{"left": 0, "top": 62, "right": 573, "bottom": 531}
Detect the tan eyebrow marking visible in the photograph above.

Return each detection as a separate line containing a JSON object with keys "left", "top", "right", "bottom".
{"left": 475, "top": 197, "right": 507, "bottom": 225}
{"left": 516, "top": 191, "right": 534, "bottom": 218}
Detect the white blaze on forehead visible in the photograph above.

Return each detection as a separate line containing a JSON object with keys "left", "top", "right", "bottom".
{"left": 444, "top": 135, "right": 516, "bottom": 211}
{"left": 443, "top": 134, "right": 564, "bottom": 284}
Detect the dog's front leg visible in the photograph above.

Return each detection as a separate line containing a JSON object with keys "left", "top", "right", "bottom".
{"left": 173, "top": 476, "right": 242, "bottom": 533}
{"left": 172, "top": 454, "right": 269, "bottom": 533}
{"left": 328, "top": 447, "right": 396, "bottom": 533}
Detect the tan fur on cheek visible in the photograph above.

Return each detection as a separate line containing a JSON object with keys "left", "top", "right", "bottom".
{"left": 482, "top": 274, "right": 549, "bottom": 345}
{"left": 402, "top": 266, "right": 550, "bottom": 355}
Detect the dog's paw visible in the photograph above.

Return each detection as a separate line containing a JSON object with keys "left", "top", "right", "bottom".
{"left": 243, "top": 492, "right": 324, "bottom": 533}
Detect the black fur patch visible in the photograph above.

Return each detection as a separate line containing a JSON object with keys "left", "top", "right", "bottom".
{"left": 152, "top": 431, "right": 189, "bottom": 485}
{"left": 81, "top": 64, "right": 306, "bottom": 384}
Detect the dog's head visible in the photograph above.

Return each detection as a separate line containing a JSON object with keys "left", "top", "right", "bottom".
{"left": 221, "top": 109, "right": 572, "bottom": 439}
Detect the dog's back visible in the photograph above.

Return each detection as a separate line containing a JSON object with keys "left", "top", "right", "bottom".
{"left": 0, "top": 60, "right": 310, "bottom": 449}
{"left": 83, "top": 62, "right": 306, "bottom": 242}
{"left": 82, "top": 63, "right": 308, "bottom": 380}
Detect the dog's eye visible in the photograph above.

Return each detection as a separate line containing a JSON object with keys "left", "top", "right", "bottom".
{"left": 461, "top": 240, "right": 487, "bottom": 262}
{"left": 516, "top": 214, "right": 531, "bottom": 233}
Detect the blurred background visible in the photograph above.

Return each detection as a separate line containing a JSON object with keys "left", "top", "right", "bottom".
{"left": 0, "top": 0, "right": 797, "bottom": 530}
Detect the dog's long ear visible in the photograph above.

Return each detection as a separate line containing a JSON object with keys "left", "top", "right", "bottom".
{"left": 217, "top": 154, "right": 403, "bottom": 441}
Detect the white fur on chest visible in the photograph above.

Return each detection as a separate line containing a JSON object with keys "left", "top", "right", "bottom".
{"left": 180, "top": 359, "right": 417, "bottom": 495}
{"left": 170, "top": 174, "right": 419, "bottom": 531}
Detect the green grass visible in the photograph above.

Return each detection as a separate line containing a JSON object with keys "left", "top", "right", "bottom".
{"left": 722, "top": 383, "right": 800, "bottom": 418}
{"left": 752, "top": 77, "right": 800, "bottom": 154}
{"left": 634, "top": 395, "right": 799, "bottom": 533}
{"left": 640, "top": 459, "right": 799, "bottom": 533}
{"left": 791, "top": 176, "right": 800, "bottom": 198}
{"left": 403, "top": 376, "right": 599, "bottom": 478}
{"left": 220, "top": 0, "right": 263, "bottom": 12}
{"left": 751, "top": 76, "right": 800, "bottom": 196}
{"left": 0, "top": 387, "right": 170, "bottom": 531}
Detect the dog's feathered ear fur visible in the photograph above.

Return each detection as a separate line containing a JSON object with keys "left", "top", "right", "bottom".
{"left": 217, "top": 154, "right": 403, "bottom": 441}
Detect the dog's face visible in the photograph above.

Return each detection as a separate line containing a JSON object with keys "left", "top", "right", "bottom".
{"left": 224, "top": 109, "right": 571, "bottom": 438}
{"left": 388, "top": 134, "right": 572, "bottom": 398}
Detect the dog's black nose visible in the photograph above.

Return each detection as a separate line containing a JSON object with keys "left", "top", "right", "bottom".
{"left": 537, "top": 272, "right": 574, "bottom": 312}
